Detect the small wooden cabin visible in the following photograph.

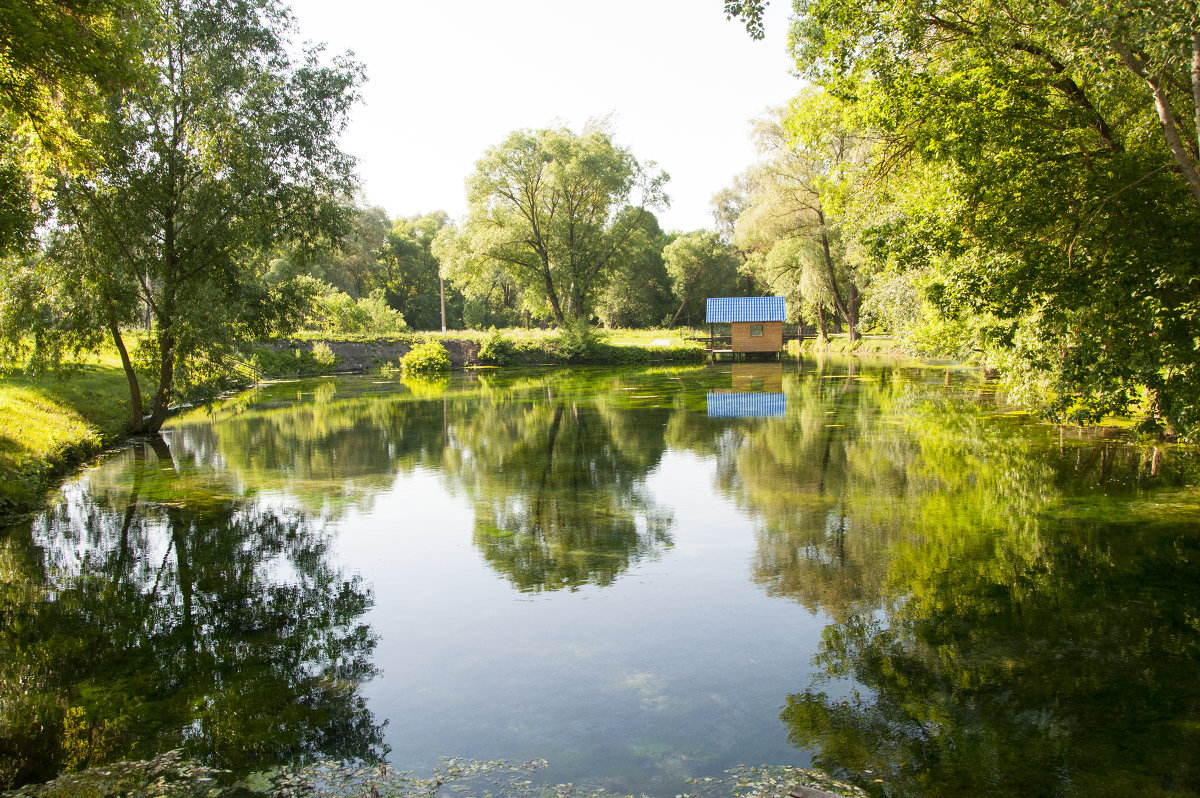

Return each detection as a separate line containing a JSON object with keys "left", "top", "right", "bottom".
{"left": 705, "top": 296, "right": 786, "bottom": 358}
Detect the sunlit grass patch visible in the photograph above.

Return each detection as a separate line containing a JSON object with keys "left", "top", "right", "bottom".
{"left": 0, "top": 360, "right": 135, "bottom": 515}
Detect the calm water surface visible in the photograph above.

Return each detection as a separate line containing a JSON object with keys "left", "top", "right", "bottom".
{"left": 3, "top": 360, "right": 1199, "bottom": 796}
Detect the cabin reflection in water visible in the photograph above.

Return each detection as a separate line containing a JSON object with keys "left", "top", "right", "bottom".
{"left": 707, "top": 362, "right": 786, "bottom": 418}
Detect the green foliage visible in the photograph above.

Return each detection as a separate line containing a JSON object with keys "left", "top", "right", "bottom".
{"left": 553, "top": 320, "right": 607, "bottom": 363}
{"left": 311, "top": 341, "right": 337, "bottom": 369}
{"left": 376, "top": 211, "right": 459, "bottom": 330}
{"left": 400, "top": 340, "right": 451, "bottom": 376}
{"left": 441, "top": 123, "right": 669, "bottom": 325}
{"left": 311, "top": 286, "right": 407, "bottom": 336}
{"left": 0, "top": 0, "right": 142, "bottom": 255}
{"left": 477, "top": 327, "right": 516, "bottom": 366}
{"left": 729, "top": 102, "right": 870, "bottom": 338}
{"left": 26, "top": 0, "right": 364, "bottom": 433}
{"left": 662, "top": 231, "right": 739, "bottom": 328}
{"left": 778, "top": 0, "right": 1200, "bottom": 437}
{"left": 723, "top": 0, "right": 768, "bottom": 39}
{"left": 594, "top": 210, "right": 676, "bottom": 329}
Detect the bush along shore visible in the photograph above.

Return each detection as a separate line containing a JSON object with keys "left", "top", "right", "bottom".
{"left": 247, "top": 329, "right": 709, "bottom": 377}
{"left": 0, "top": 330, "right": 708, "bottom": 518}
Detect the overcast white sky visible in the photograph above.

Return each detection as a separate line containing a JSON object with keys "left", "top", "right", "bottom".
{"left": 286, "top": 0, "right": 801, "bottom": 233}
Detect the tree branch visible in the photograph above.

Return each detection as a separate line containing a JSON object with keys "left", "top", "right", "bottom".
{"left": 1109, "top": 38, "right": 1200, "bottom": 204}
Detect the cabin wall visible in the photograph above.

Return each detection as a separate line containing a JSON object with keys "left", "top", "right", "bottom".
{"left": 731, "top": 321, "right": 783, "bottom": 352}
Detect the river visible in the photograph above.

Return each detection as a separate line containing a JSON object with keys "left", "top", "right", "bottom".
{"left": 2, "top": 359, "right": 1198, "bottom": 796}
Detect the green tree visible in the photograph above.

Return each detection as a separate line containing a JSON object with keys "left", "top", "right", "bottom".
{"left": 0, "top": 0, "right": 140, "bottom": 254}
{"left": 732, "top": 105, "right": 871, "bottom": 339}
{"left": 662, "top": 231, "right": 739, "bottom": 328}
{"left": 594, "top": 209, "right": 675, "bottom": 329}
{"left": 432, "top": 221, "right": 527, "bottom": 329}
{"left": 15, "top": 0, "right": 364, "bottom": 433}
{"left": 444, "top": 124, "right": 669, "bottom": 325}
{"left": 377, "top": 211, "right": 461, "bottom": 330}
{"left": 784, "top": 0, "right": 1200, "bottom": 435}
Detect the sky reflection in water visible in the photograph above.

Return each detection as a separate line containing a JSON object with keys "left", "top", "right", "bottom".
{"left": 3, "top": 360, "right": 1199, "bottom": 796}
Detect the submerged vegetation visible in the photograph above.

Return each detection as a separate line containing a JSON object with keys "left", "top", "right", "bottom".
{"left": 6, "top": 752, "right": 867, "bottom": 798}
{"left": 3, "top": 363, "right": 1196, "bottom": 795}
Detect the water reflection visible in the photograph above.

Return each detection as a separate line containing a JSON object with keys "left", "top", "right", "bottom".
{"left": 446, "top": 398, "right": 673, "bottom": 592}
{"left": 169, "top": 372, "right": 682, "bottom": 594}
{"left": 708, "top": 362, "right": 786, "bottom": 418}
{"left": 781, "top": 505, "right": 1200, "bottom": 796}
{"left": 4, "top": 362, "right": 1198, "bottom": 796}
{"left": 711, "top": 366, "right": 1200, "bottom": 795}
{"left": 0, "top": 439, "right": 384, "bottom": 789}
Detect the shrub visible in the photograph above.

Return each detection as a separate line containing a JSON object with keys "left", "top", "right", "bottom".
{"left": 554, "top": 319, "right": 606, "bottom": 362}
{"left": 311, "top": 341, "right": 337, "bottom": 368}
{"left": 355, "top": 290, "right": 408, "bottom": 336}
{"left": 309, "top": 284, "right": 407, "bottom": 336}
{"left": 477, "top": 327, "right": 515, "bottom": 366}
{"left": 401, "top": 340, "right": 451, "bottom": 375}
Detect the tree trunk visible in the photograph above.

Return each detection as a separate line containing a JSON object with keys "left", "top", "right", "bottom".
{"left": 816, "top": 305, "right": 829, "bottom": 341}
{"left": 146, "top": 323, "right": 177, "bottom": 433}
{"left": 816, "top": 213, "right": 860, "bottom": 340}
{"left": 846, "top": 282, "right": 862, "bottom": 342}
{"left": 108, "top": 314, "right": 145, "bottom": 433}
{"left": 545, "top": 271, "right": 566, "bottom": 326}
{"left": 1110, "top": 37, "right": 1200, "bottom": 205}
{"left": 1193, "top": 32, "right": 1200, "bottom": 160}
{"left": 667, "top": 298, "right": 687, "bottom": 328}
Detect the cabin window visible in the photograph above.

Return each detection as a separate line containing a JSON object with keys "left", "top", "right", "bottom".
{"left": 750, "top": 324, "right": 763, "bottom": 337}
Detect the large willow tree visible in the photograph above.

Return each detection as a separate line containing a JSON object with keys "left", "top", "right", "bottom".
{"left": 439, "top": 124, "right": 668, "bottom": 325}
{"left": 9, "top": 0, "right": 363, "bottom": 433}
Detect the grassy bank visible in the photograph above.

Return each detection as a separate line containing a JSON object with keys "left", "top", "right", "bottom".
{"left": 797, "top": 333, "right": 911, "bottom": 358}
{"left": 0, "top": 329, "right": 708, "bottom": 516}
{"left": 0, "top": 359, "right": 136, "bottom": 516}
{"left": 250, "top": 327, "right": 710, "bottom": 376}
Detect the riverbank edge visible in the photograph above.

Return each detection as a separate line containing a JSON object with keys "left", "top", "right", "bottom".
{"left": 0, "top": 335, "right": 710, "bottom": 520}
{"left": 0, "top": 365, "right": 138, "bottom": 521}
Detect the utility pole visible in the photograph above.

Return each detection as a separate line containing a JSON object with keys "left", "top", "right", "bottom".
{"left": 439, "top": 272, "right": 447, "bottom": 333}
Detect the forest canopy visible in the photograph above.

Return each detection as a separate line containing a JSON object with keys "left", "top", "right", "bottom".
{"left": 0, "top": 0, "right": 1196, "bottom": 438}
{"left": 725, "top": 0, "right": 1200, "bottom": 438}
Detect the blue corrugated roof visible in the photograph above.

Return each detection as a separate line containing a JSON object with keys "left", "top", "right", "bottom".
{"left": 706, "top": 391, "right": 787, "bottom": 418}
{"left": 705, "top": 296, "right": 786, "bottom": 323}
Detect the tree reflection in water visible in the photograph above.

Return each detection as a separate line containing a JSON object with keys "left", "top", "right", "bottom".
{"left": 9, "top": 365, "right": 1193, "bottom": 796}
{"left": 718, "top": 362, "right": 1200, "bottom": 795}
{"left": 0, "top": 438, "right": 384, "bottom": 790}
{"left": 449, "top": 396, "right": 674, "bottom": 592}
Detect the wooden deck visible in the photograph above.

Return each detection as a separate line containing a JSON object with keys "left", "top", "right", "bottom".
{"left": 691, "top": 330, "right": 804, "bottom": 361}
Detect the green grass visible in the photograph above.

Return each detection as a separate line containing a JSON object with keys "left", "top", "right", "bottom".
{"left": 0, "top": 357, "right": 136, "bottom": 516}
{"left": 289, "top": 326, "right": 707, "bottom": 344}
{"left": 798, "top": 333, "right": 910, "bottom": 357}
{"left": 0, "top": 326, "right": 704, "bottom": 517}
